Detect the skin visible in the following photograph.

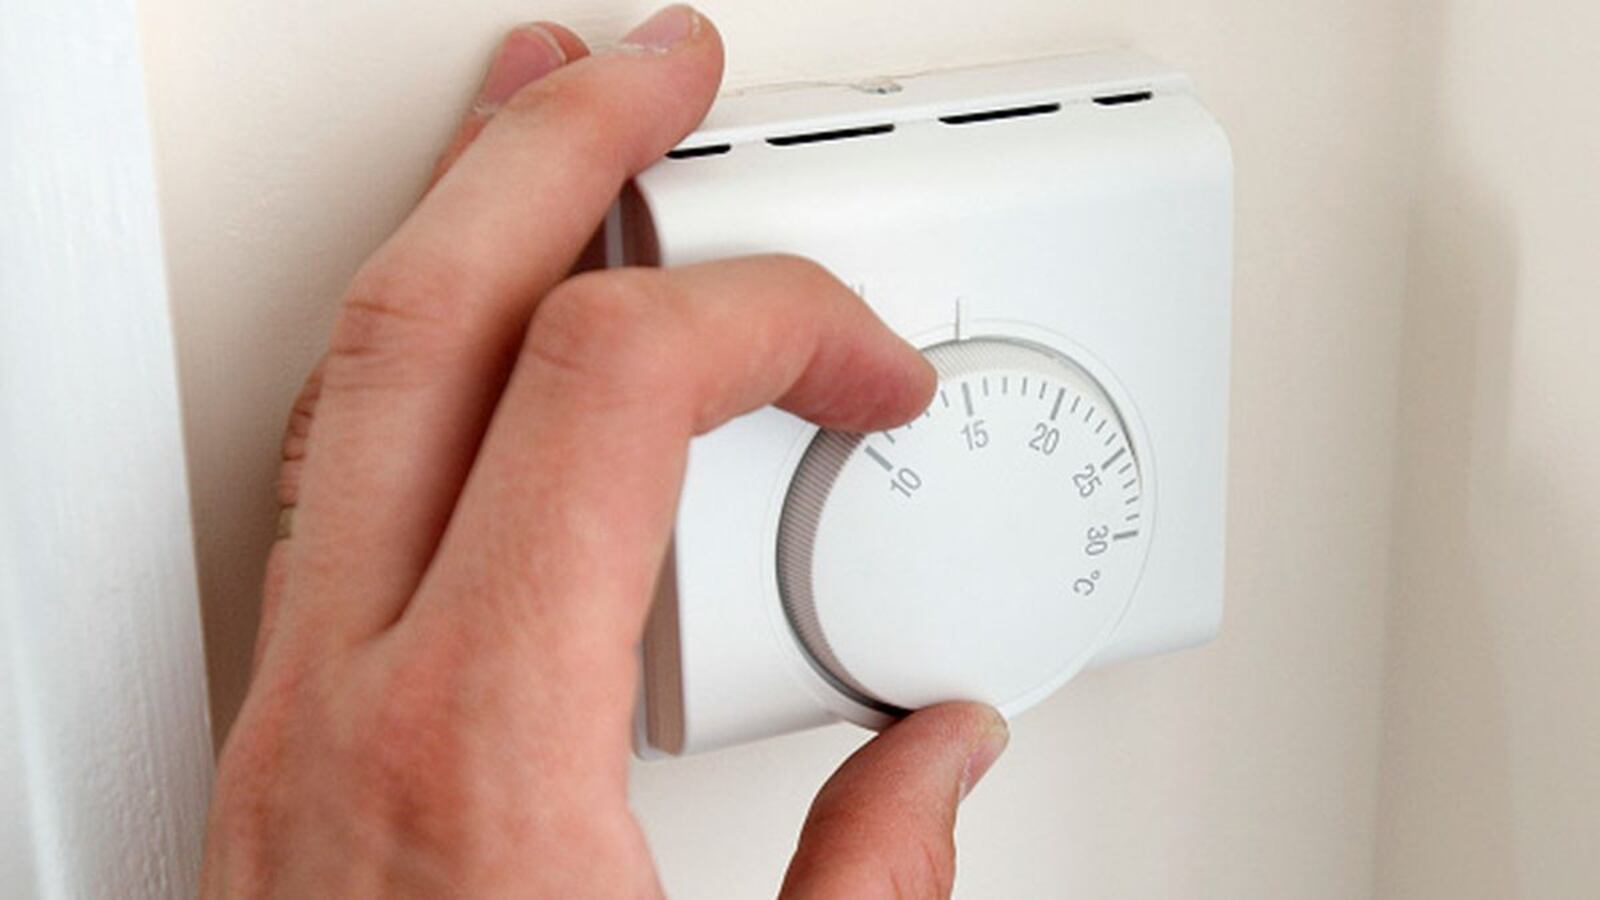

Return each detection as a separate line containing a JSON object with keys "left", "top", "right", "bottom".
{"left": 201, "top": 6, "right": 1009, "bottom": 897}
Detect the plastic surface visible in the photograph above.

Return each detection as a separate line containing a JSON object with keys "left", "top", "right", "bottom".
{"left": 616, "top": 50, "right": 1233, "bottom": 756}
{"left": 778, "top": 338, "right": 1148, "bottom": 717}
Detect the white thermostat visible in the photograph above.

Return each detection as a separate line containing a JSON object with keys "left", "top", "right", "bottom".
{"left": 610, "top": 51, "right": 1232, "bottom": 757}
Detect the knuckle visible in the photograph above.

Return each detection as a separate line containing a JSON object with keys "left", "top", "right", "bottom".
{"left": 324, "top": 253, "right": 483, "bottom": 391}
{"left": 275, "top": 361, "right": 324, "bottom": 507}
{"left": 280, "top": 361, "right": 323, "bottom": 461}
{"left": 210, "top": 725, "right": 282, "bottom": 816}
{"left": 210, "top": 659, "right": 469, "bottom": 853}
{"left": 339, "top": 667, "right": 481, "bottom": 845}
{"left": 523, "top": 270, "right": 677, "bottom": 394}
{"left": 274, "top": 459, "right": 304, "bottom": 508}
{"left": 765, "top": 253, "right": 838, "bottom": 290}
{"left": 745, "top": 253, "right": 847, "bottom": 308}
{"left": 359, "top": 690, "right": 458, "bottom": 795}
{"left": 208, "top": 667, "right": 317, "bottom": 822}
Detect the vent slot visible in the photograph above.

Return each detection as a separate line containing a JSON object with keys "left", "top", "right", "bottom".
{"left": 1093, "top": 90, "right": 1154, "bottom": 107}
{"left": 666, "top": 143, "right": 732, "bottom": 160}
{"left": 939, "top": 102, "right": 1061, "bottom": 126}
{"left": 766, "top": 123, "right": 895, "bottom": 147}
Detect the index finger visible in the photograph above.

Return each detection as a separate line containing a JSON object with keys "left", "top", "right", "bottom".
{"left": 278, "top": 7, "right": 723, "bottom": 650}
{"left": 400, "top": 257, "right": 937, "bottom": 768}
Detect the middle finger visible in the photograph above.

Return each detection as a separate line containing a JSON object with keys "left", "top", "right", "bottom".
{"left": 276, "top": 7, "right": 725, "bottom": 649}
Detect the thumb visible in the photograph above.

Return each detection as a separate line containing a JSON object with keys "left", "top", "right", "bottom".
{"left": 780, "top": 703, "right": 1010, "bottom": 899}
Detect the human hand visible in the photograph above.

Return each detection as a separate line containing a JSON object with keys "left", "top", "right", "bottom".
{"left": 200, "top": 6, "right": 1009, "bottom": 897}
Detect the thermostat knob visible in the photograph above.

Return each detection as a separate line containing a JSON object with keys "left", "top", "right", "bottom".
{"left": 776, "top": 337, "right": 1152, "bottom": 715}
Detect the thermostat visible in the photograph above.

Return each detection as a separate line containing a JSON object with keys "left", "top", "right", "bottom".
{"left": 610, "top": 51, "right": 1233, "bottom": 757}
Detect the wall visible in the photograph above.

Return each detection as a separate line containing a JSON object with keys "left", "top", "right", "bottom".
{"left": 1376, "top": 0, "right": 1600, "bottom": 896}
{"left": 4, "top": 1, "right": 212, "bottom": 894}
{"left": 138, "top": 1, "right": 1412, "bottom": 895}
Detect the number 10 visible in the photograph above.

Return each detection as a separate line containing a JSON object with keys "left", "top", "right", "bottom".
{"left": 889, "top": 467, "right": 923, "bottom": 498}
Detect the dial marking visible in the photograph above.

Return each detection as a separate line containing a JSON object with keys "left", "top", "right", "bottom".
{"left": 863, "top": 445, "right": 895, "bottom": 472}
{"left": 776, "top": 337, "right": 1156, "bottom": 709}
{"left": 1118, "top": 462, "right": 1134, "bottom": 475}
{"left": 1122, "top": 479, "right": 1138, "bottom": 490}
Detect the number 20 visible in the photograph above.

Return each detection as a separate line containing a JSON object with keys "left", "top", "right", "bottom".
{"left": 1029, "top": 423, "right": 1060, "bottom": 455}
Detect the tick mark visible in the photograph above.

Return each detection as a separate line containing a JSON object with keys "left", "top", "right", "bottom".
{"left": 940, "top": 389, "right": 951, "bottom": 408}
{"left": 1102, "top": 447, "right": 1128, "bottom": 471}
{"left": 1103, "top": 433, "right": 1117, "bottom": 446}
{"left": 982, "top": 376, "right": 990, "bottom": 397}
{"left": 1118, "top": 462, "right": 1133, "bottom": 475}
{"left": 1002, "top": 375, "right": 1009, "bottom": 395}
{"left": 1113, "top": 530, "right": 1139, "bottom": 542}
{"left": 1094, "top": 419, "right": 1107, "bottom": 435}
{"left": 1122, "top": 480, "right": 1138, "bottom": 490}
{"left": 1038, "top": 381, "right": 1048, "bottom": 399}
{"left": 1049, "top": 388, "right": 1065, "bottom": 421}
{"left": 1125, "top": 494, "right": 1141, "bottom": 505}
{"left": 1083, "top": 404, "right": 1097, "bottom": 424}
{"left": 961, "top": 382, "right": 975, "bottom": 417}
{"left": 1070, "top": 396, "right": 1082, "bottom": 415}
{"left": 883, "top": 431, "right": 897, "bottom": 444}
{"left": 1125, "top": 512, "right": 1141, "bottom": 522}
{"left": 1020, "top": 376, "right": 1029, "bottom": 396}
{"left": 864, "top": 446, "right": 894, "bottom": 471}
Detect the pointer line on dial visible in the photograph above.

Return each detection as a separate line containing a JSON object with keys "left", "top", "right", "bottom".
{"left": 863, "top": 445, "right": 895, "bottom": 472}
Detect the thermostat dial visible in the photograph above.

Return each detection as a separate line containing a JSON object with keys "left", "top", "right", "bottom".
{"left": 776, "top": 337, "right": 1151, "bottom": 715}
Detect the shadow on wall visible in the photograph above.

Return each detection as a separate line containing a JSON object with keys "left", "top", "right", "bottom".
{"left": 1378, "top": 158, "right": 1520, "bottom": 897}
{"left": 1377, "top": 116, "right": 1600, "bottom": 900}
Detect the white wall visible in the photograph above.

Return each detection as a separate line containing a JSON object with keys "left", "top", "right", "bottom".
{"left": 4, "top": 1, "right": 212, "bottom": 895}
{"left": 1376, "top": 1, "right": 1600, "bottom": 897}
{"left": 138, "top": 1, "right": 1415, "bottom": 896}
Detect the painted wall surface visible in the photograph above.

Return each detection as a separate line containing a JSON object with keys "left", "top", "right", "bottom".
{"left": 5, "top": 1, "right": 212, "bottom": 895}
{"left": 1376, "top": 1, "right": 1600, "bottom": 897}
{"left": 138, "top": 1, "right": 1412, "bottom": 896}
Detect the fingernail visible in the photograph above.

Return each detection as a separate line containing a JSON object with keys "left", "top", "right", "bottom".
{"left": 959, "top": 715, "right": 1010, "bottom": 801}
{"left": 478, "top": 24, "right": 566, "bottom": 112}
{"left": 619, "top": 4, "right": 700, "bottom": 53}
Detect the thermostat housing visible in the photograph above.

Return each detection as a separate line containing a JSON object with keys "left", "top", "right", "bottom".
{"left": 609, "top": 51, "right": 1232, "bottom": 758}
